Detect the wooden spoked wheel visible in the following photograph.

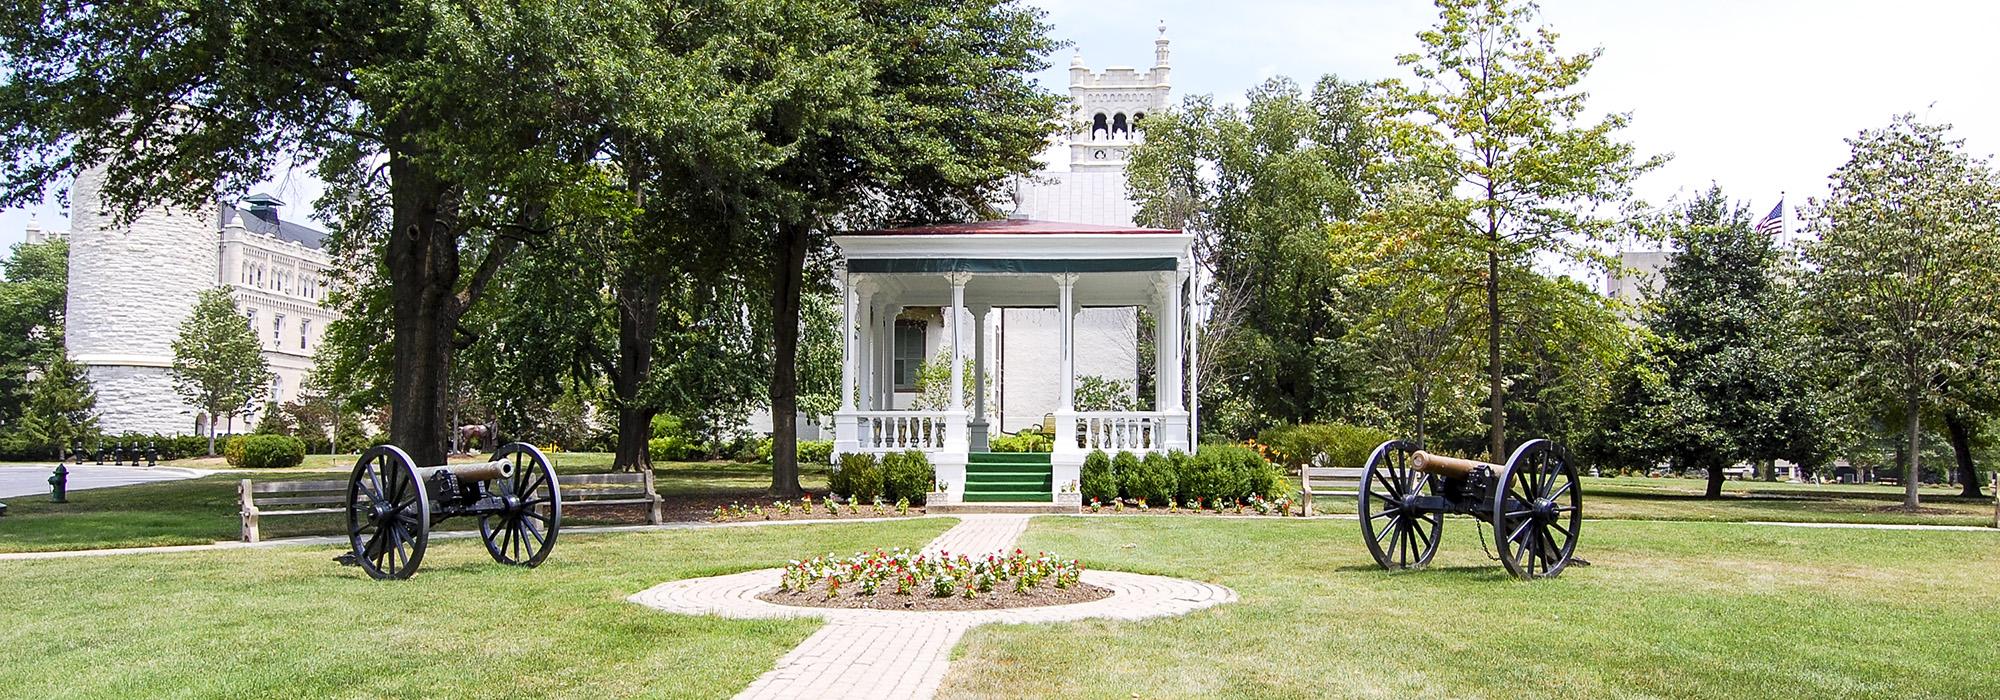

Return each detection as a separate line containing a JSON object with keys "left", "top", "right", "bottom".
{"left": 346, "top": 445, "right": 431, "bottom": 580}
{"left": 479, "top": 443, "right": 562, "bottom": 567}
{"left": 1358, "top": 440, "right": 1443, "bottom": 570}
{"left": 1491, "top": 439, "right": 1582, "bottom": 579}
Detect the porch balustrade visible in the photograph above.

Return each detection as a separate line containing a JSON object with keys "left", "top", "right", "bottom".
{"left": 1069, "top": 412, "right": 1167, "bottom": 453}
{"left": 849, "top": 410, "right": 953, "bottom": 452}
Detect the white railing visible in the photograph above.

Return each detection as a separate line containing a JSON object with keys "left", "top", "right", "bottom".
{"left": 1071, "top": 412, "right": 1166, "bottom": 453}
{"left": 850, "top": 411, "right": 951, "bottom": 452}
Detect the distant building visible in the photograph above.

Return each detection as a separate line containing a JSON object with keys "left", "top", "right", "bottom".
{"left": 1605, "top": 250, "right": 1670, "bottom": 308}
{"left": 22, "top": 215, "right": 65, "bottom": 245}
{"left": 61, "top": 164, "right": 337, "bottom": 435}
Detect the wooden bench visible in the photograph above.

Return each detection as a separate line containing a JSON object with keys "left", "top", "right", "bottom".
{"left": 1300, "top": 466, "right": 1365, "bottom": 517}
{"left": 1722, "top": 466, "right": 1754, "bottom": 480}
{"left": 239, "top": 470, "right": 664, "bottom": 543}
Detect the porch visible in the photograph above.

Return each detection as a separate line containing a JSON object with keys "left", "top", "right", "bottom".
{"left": 830, "top": 219, "right": 1199, "bottom": 503}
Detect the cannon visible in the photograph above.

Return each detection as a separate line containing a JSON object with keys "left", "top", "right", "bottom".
{"left": 344, "top": 442, "right": 562, "bottom": 580}
{"left": 1357, "top": 439, "right": 1581, "bottom": 579}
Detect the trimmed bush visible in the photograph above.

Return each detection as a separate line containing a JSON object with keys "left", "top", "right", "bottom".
{"left": 798, "top": 440, "right": 834, "bottom": 465}
{"left": 1112, "top": 450, "right": 1143, "bottom": 500}
{"left": 229, "top": 434, "right": 306, "bottom": 469}
{"left": 990, "top": 432, "right": 1053, "bottom": 453}
{"left": 648, "top": 435, "right": 703, "bottom": 462}
{"left": 1124, "top": 451, "right": 1176, "bottom": 506}
{"left": 223, "top": 435, "right": 249, "bottom": 465}
{"left": 1256, "top": 423, "right": 1397, "bottom": 469}
{"left": 1080, "top": 450, "right": 1117, "bottom": 502}
{"left": 835, "top": 452, "right": 884, "bottom": 503}
{"left": 1194, "top": 444, "right": 1288, "bottom": 501}
{"left": 881, "top": 450, "right": 935, "bottom": 505}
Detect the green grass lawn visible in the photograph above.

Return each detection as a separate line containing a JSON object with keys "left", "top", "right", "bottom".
{"left": 0, "top": 518, "right": 951, "bottom": 699}
{"left": 1312, "top": 475, "right": 1996, "bottom": 527}
{"left": 0, "top": 455, "right": 828, "bottom": 553}
{"left": 944, "top": 516, "right": 2000, "bottom": 699}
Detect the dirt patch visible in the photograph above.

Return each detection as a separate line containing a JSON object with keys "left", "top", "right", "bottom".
{"left": 758, "top": 581, "right": 1113, "bottom": 611}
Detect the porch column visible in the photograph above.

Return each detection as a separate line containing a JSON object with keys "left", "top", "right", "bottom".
{"left": 840, "top": 270, "right": 857, "bottom": 412}
{"left": 1186, "top": 257, "right": 1200, "bottom": 454}
{"left": 876, "top": 304, "right": 896, "bottom": 409}
{"left": 945, "top": 272, "right": 971, "bottom": 454}
{"left": 1054, "top": 273, "right": 1079, "bottom": 458}
{"left": 970, "top": 304, "right": 992, "bottom": 451}
{"left": 855, "top": 279, "right": 877, "bottom": 410}
{"left": 1158, "top": 271, "right": 1183, "bottom": 412}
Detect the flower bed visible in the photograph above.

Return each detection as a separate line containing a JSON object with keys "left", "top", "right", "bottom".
{"left": 710, "top": 494, "right": 926, "bottom": 522}
{"left": 1084, "top": 494, "right": 1300, "bottom": 516}
{"left": 757, "top": 548, "right": 1111, "bottom": 611}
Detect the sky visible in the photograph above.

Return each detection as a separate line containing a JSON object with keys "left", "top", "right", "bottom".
{"left": 5, "top": 0, "right": 1997, "bottom": 250}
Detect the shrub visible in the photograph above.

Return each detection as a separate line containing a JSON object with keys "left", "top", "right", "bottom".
{"left": 835, "top": 453, "right": 884, "bottom": 503}
{"left": 881, "top": 450, "right": 935, "bottom": 505}
{"left": 649, "top": 434, "right": 705, "bottom": 463}
{"left": 990, "top": 432, "right": 1053, "bottom": 453}
{"left": 1256, "top": 423, "right": 1397, "bottom": 469}
{"left": 1080, "top": 450, "right": 1117, "bottom": 502}
{"left": 1194, "top": 444, "right": 1288, "bottom": 501}
{"left": 1112, "top": 450, "right": 1143, "bottom": 500}
{"left": 223, "top": 435, "right": 249, "bottom": 465}
{"left": 1123, "top": 451, "right": 1176, "bottom": 506}
{"left": 229, "top": 434, "right": 306, "bottom": 469}
{"left": 799, "top": 440, "right": 834, "bottom": 465}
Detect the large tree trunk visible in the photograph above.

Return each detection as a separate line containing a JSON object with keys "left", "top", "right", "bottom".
{"left": 1944, "top": 411, "right": 1984, "bottom": 498}
{"left": 385, "top": 148, "right": 459, "bottom": 467}
{"left": 1904, "top": 396, "right": 1923, "bottom": 509}
{"left": 766, "top": 221, "right": 810, "bottom": 498}
{"left": 1485, "top": 247, "right": 1504, "bottom": 461}
{"left": 610, "top": 274, "right": 663, "bottom": 473}
{"left": 1705, "top": 461, "right": 1725, "bottom": 499}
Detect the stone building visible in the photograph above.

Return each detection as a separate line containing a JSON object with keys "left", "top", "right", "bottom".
{"left": 61, "top": 165, "right": 337, "bottom": 436}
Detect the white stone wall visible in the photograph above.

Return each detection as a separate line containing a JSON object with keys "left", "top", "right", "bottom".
{"left": 996, "top": 307, "right": 1137, "bottom": 433}
{"left": 66, "top": 165, "right": 220, "bottom": 435}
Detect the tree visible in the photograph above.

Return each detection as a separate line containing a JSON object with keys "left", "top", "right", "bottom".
{"left": 171, "top": 289, "right": 273, "bottom": 455}
{"left": 1801, "top": 115, "right": 2000, "bottom": 508}
{"left": 1129, "top": 76, "right": 1385, "bottom": 434}
{"left": 1386, "top": 0, "right": 1664, "bottom": 458}
{"left": 752, "top": 0, "right": 1062, "bottom": 496}
{"left": 1593, "top": 187, "right": 1831, "bottom": 496}
{"left": 20, "top": 354, "right": 97, "bottom": 460}
{"left": 0, "top": 238, "right": 68, "bottom": 429}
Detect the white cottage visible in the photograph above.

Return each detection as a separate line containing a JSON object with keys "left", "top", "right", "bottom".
{"left": 831, "top": 218, "right": 1198, "bottom": 504}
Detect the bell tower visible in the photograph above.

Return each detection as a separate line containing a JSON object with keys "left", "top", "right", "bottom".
{"left": 1066, "top": 22, "right": 1174, "bottom": 172}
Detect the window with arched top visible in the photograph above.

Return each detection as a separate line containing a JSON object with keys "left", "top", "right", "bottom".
{"left": 1090, "top": 113, "right": 1109, "bottom": 140}
{"left": 1112, "top": 113, "right": 1129, "bottom": 137}
{"left": 1134, "top": 112, "right": 1146, "bottom": 126}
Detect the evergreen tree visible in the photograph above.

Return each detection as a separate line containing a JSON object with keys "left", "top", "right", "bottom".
{"left": 170, "top": 289, "right": 273, "bottom": 455}
{"left": 0, "top": 238, "right": 68, "bottom": 429}
{"left": 1802, "top": 115, "right": 2000, "bottom": 508}
{"left": 21, "top": 354, "right": 98, "bottom": 461}
{"left": 1593, "top": 187, "right": 1832, "bottom": 497}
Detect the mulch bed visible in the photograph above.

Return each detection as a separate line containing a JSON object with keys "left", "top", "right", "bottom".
{"left": 711, "top": 509, "right": 929, "bottom": 523}
{"left": 758, "top": 581, "right": 1113, "bottom": 611}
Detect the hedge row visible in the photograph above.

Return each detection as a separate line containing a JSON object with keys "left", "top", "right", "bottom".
{"left": 225, "top": 434, "right": 307, "bottom": 469}
{"left": 830, "top": 450, "right": 934, "bottom": 505}
{"left": 1080, "top": 445, "right": 1288, "bottom": 506}
{"left": 1255, "top": 423, "right": 1396, "bottom": 469}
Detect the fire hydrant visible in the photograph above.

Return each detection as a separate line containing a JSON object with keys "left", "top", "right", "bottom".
{"left": 49, "top": 464, "right": 68, "bottom": 503}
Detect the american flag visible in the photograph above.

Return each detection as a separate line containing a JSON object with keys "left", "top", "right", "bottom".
{"left": 1754, "top": 200, "right": 1783, "bottom": 237}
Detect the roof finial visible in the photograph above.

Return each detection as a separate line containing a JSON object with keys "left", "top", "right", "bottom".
{"left": 1158, "top": 20, "right": 1167, "bottom": 37}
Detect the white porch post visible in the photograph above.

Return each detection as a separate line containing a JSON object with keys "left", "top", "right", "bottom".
{"left": 1157, "top": 270, "right": 1189, "bottom": 452}
{"left": 1186, "top": 257, "right": 1200, "bottom": 454}
{"left": 875, "top": 304, "right": 893, "bottom": 409}
{"left": 945, "top": 273, "right": 971, "bottom": 455}
{"left": 855, "top": 280, "right": 876, "bottom": 410}
{"left": 833, "top": 268, "right": 859, "bottom": 457}
{"left": 1052, "top": 272, "right": 1083, "bottom": 495}
{"left": 969, "top": 304, "right": 992, "bottom": 452}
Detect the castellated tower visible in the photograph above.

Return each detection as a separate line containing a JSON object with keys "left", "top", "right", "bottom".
{"left": 66, "top": 164, "right": 219, "bottom": 434}
{"left": 1065, "top": 22, "right": 1173, "bottom": 172}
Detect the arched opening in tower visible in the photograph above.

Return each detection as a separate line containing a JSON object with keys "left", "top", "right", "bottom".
{"left": 1111, "top": 113, "right": 1129, "bottom": 138}
{"left": 1091, "top": 113, "right": 1108, "bottom": 140}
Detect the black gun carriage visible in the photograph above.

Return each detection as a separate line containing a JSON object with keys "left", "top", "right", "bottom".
{"left": 1357, "top": 438, "right": 1582, "bottom": 579}
{"left": 344, "top": 442, "right": 562, "bottom": 580}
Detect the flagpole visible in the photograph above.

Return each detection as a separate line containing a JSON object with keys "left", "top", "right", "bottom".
{"left": 1778, "top": 190, "right": 1788, "bottom": 250}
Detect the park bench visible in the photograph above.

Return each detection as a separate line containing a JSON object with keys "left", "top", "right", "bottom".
{"left": 238, "top": 470, "right": 664, "bottom": 543}
{"left": 1722, "top": 466, "right": 1754, "bottom": 480}
{"left": 1299, "top": 466, "right": 1365, "bottom": 517}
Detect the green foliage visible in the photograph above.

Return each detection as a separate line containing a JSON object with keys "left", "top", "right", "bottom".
{"left": 1179, "top": 445, "right": 1289, "bottom": 503}
{"left": 1111, "top": 450, "right": 1144, "bottom": 501}
{"left": 990, "top": 432, "right": 1052, "bottom": 453}
{"left": 1080, "top": 450, "right": 1117, "bottom": 502}
{"left": 1074, "top": 375, "right": 1137, "bottom": 412}
{"left": 798, "top": 440, "right": 834, "bottom": 466}
{"left": 912, "top": 351, "right": 988, "bottom": 412}
{"left": 834, "top": 453, "right": 884, "bottom": 503}
{"left": 1124, "top": 452, "right": 1178, "bottom": 506}
{"left": 19, "top": 353, "right": 98, "bottom": 459}
{"left": 0, "top": 238, "right": 67, "bottom": 427}
{"left": 170, "top": 289, "right": 272, "bottom": 440}
{"left": 1257, "top": 423, "right": 1397, "bottom": 469}
{"left": 229, "top": 435, "right": 306, "bottom": 469}
{"left": 1800, "top": 115, "right": 2000, "bottom": 507}
{"left": 648, "top": 435, "right": 704, "bottom": 463}
{"left": 880, "top": 450, "right": 936, "bottom": 505}
{"left": 251, "top": 402, "right": 292, "bottom": 436}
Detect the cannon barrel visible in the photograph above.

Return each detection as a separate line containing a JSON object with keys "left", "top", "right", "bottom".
{"left": 1409, "top": 451, "right": 1492, "bottom": 479}
{"left": 416, "top": 460, "right": 514, "bottom": 483}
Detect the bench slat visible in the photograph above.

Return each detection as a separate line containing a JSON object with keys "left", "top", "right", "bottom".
{"left": 557, "top": 474, "right": 648, "bottom": 485}
{"left": 252, "top": 495, "right": 358, "bottom": 506}
{"left": 251, "top": 479, "right": 350, "bottom": 494}
{"left": 253, "top": 507, "right": 349, "bottom": 516}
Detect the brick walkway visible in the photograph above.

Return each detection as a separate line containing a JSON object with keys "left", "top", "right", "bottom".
{"left": 627, "top": 515, "right": 1237, "bottom": 700}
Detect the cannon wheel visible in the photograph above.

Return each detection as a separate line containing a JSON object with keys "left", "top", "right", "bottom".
{"left": 1491, "top": 439, "right": 1582, "bottom": 579}
{"left": 1358, "top": 440, "right": 1443, "bottom": 570}
{"left": 479, "top": 443, "right": 562, "bottom": 567}
{"left": 346, "top": 445, "right": 431, "bottom": 580}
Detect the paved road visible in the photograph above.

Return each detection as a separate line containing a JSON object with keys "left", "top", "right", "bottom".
{"left": 0, "top": 465, "right": 209, "bottom": 500}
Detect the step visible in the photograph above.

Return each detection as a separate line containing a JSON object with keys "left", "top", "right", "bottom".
{"left": 965, "top": 479, "right": 1051, "bottom": 491}
{"left": 964, "top": 469, "right": 1051, "bottom": 481}
{"left": 966, "top": 452, "right": 1053, "bottom": 465}
{"left": 960, "top": 491, "right": 1054, "bottom": 503}
{"left": 965, "top": 463, "right": 1053, "bottom": 476}
{"left": 929, "top": 502, "right": 1080, "bottom": 515}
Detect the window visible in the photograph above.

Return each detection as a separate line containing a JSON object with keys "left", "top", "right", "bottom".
{"left": 271, "top": 375, "right": 284, "bottom": 403}
{"left": 245, "top": 309, "right": 257, "bottom": 332}
{"left": 300, "top": 319, "right": 311, "bottom": 350}
{"left": 272, "top": 314, "right": 284, "bottom": 347}
{"left": 893, "top": 320, "right": 926, "bottom": 392}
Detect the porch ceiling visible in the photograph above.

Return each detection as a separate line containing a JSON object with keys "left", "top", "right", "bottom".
{"left": 864, "top": 270, "right": 1171, "bottom": 307}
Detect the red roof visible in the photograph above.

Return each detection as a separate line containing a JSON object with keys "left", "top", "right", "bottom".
{"left": 842, "top": 218, "right": 1181, "bottom": 236}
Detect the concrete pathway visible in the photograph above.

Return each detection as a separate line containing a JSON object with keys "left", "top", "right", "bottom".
{"left": 628, "top": 515, "right": 1236, "bottom": 700}
{"left": 0, "top": 465, "right": 208, "bottom": 499}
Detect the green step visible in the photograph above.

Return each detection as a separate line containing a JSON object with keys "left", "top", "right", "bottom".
{"left": 966, "top": 452, "right": 1053, "bottom": 465}
{"left": 965, "top": 476, "right": 1050, "bottom": 489}
{"left": 964, "top": 466, "right": 1052, "bottom": 478}
{"left": 961, "top": 491, "right": 1054, "bottom": 503}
